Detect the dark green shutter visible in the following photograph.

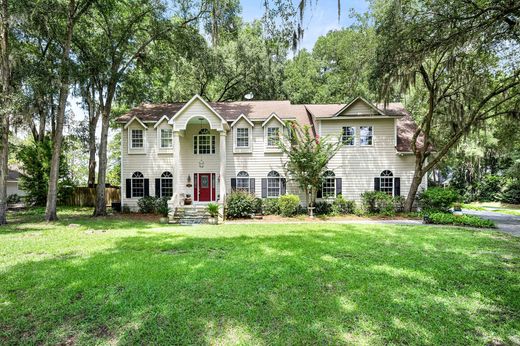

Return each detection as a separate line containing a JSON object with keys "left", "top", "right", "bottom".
{"left": 231, "top": 178, "right": 236, "bottom": 191}
{"left": 155, "top": 179, "right": 161, "bottom": 197}
{"left": 126, "top": 179, "right": 131, "bottom": 198}
{"left": 261, "top": 178, "right": 267, "bottom": 198}
{"left": 250, "top": 178, "right": 255, "bottom": 194}
{"left": 336, "top": 178, "right": 342, "bottom": 196}
{"left": 394, "top": 178, "right": 401, "bottom": 196}
{"left": 144, "top": 179, "right": 150, "bottom": 197}
{"left": 374, "top": 177, "right": 380, "bottom": 191}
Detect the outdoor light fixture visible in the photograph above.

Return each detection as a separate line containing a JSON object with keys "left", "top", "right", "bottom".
{"left": 199, "top": 159, "right": 204, "bottom": 168}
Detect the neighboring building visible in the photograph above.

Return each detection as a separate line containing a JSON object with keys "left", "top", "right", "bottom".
{"left": 116, "top": 95, "right": 426, "bottom": 210}
{"left": 7, "top": 169, "right": 25, "bottom": 197}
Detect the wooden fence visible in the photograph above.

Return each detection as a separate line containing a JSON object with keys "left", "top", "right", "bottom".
{"left": 65, "top": 187, "right": 120, "bottom": 207}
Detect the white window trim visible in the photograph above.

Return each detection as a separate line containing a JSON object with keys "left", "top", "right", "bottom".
{"left": 341, "top": 126, "right": 356, "bottom": 146}
{"left": 379, "top": 170, "right": 394, "bottom": 197}
{"left": 321, "top": 178, "right": 336, "bottom": 199}
{"left": 266, "top": 171, "right": 282, "bottom": 198}
{"left": 128, "top": 128, "right": 146, "bottom": 154}
{"left": 236, "top": 171, "right": 250, "bottom": 192}
{"left": 160, "top": 173, "right": 174, "bottom": 198}
{"left": 157, "top": 127, "right": 173, "bottom": 151}
{"left": 193, "top": 132, "right": 216, "bottom": 155}
{"left": 131, "top": 172, "right": 145, "bottom": 198}
{"left": 359, "top": 125, "right": 374, "bottom": 147}
{"left": 234, "top": 126, "right": 252, "bottom": 153}
{"left": 265, "top": 126, "right": 282, "bottom": 152}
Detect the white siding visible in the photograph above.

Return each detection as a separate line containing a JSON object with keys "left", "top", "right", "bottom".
{"left": 319, "top": 118, "right": 426, "bottom": 202}
{"left": 339, "top": 99, "right": 378, "bottom": 116}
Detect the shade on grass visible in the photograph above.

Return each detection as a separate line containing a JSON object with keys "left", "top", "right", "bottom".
{"left": 1, "top": 208, "right": 519, "bottom": 345}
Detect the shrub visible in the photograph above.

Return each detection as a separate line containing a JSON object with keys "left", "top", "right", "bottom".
{"left": 7, "top": 194, "right": 21, "bottom": 204}
{"left": 475, "top": 174, "right": 502, "bottom": 201}
{"left": 427, "top": 212, "right": 495, "bottom": 228}
{"left": 278, "top": 194, "right": 301, "bottom": 217}
{"left": 207, "top": 203, "right": 219, "bottom": 218}
{"left": 314, "top": 201, "right": 332, "bottom": 215}
{"left": 331, "top": 194, "right": 356, "bottom": 215}
{"left": 393, "top": 195, "right": 405, "bottom": 213}
{"left": 137, "top": 196, "right": 158, "bottom": 214}
{"left": 361, "top": 191, "right": 395, "bottom": 215}
{"left": 499, "top": 179, "right": 520, "bottom": 204}
{"left": 155, "top": 197, "right": 171, "bottom": 217}
{"left": 122, "top": 205, "right": 131, "bottom": 213}
{"left": 226, "top": 190, "right": 257, "bottom": 218}
{"left": 418, "top": 187, "right": 460, "bottom": 212}
{"left": 262, "top": 198, "right": 280, "bottom": 215}
{"left": 253, "top": 198, "right": 263, "bottom": 214}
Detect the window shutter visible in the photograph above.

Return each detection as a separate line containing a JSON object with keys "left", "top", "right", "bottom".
{"left": 374, "top": 177, "right": 380, "bottom": 191}
{"left": 193, "top": 136, "right": 197, "bottom": 154}
{"left": 211, "top": 136, "right": 216, "bottom": 154}
{"left": 317, "top": 185, "right": 322, "bottom": 198}
{"left": 261, "top": 178, "right": 267, "bottom": 198}
{"left": 281, "top": 178, "right": 287, "bottom": 195}
{"left": 394, "top": 178, "right": 401, "bottom": 196}
{"left": 231, "top": 178, "right": 236, "bottom": 191}
{"left": 250, "top": 178, "right": 255, "bottom": 194}
{"left": 336, "top": 178, "right": 342, "bottom": 197}
{"left": 194, "top": 173, "right": 198, "bottom": 201}
{"left": 144, "top": 179, "right": 150, "bottom": 197}
{"left": 126, "top": 179, "right": 131, "bottom": 198}
{"left": 155, "top": 179, "right": 161, "bottom": 197}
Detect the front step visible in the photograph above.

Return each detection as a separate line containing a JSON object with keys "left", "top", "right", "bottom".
{"left": 170, "top": 206, "right": 211, "bottom": 225}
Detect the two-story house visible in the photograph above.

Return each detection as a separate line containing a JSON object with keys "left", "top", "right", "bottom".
{"left": 116, "top": 95, "right": 426, "bottom": 210}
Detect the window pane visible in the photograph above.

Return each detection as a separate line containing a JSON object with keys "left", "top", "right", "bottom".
{"left": 160, "top": 129, "right": 173, "bottom": 148}
{"left": 267, "top": 177, "right": 280, "bottom": 197}
{"left": 380, "top": 177, "right": 393, "bottom": 195}
{"left": 322, "top": 178, "right": 336, "bottom": 198}
{"left": 342, "top": 127, "right": 355, "bottom": 145}
{"left": 132, "top": 178, "right": 144, "bottom": 197}
{"left": 236, "top": 128, "right": 249, "bottom": 147}
{"left": 237, "top": 177, "right": 249, "bottom": 191}
{"left": 198, "top": 135, "right": 210, "bottom": 154}
{"left": 161, "top": 178, "right": 173, "bottom": 197}
{"left": 267, "top": 127, "right": 280, "bottom": 147}
{"left": 360, "top": 126, "right": 373, "bottom": 146}
{"left": 131, "top": 130, "right": 143, "bottom": 148}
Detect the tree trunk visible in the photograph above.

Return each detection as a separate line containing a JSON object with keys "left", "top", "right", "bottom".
{"left": 0, "top": 0, "right": 10, "bottom": 225}
{"left": 45, "top": 0, "right": 75, "bottom": 222}
{"left": 93, "top": 106, "right": 110, "bottom": 216}
{"left": 86, "top": 86, "right": 99, "bottom": 188}
{"left": 404, "top": 156, "right": 426, "bottom": 212}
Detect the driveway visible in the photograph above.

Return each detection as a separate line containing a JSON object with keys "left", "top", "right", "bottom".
{"left": 463, "top": 209, "right": 520, "bottom": 237}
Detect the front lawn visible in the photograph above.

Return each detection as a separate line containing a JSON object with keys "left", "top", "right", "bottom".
{"left": 1, "top": 208, "right": 519, "bottom": 345}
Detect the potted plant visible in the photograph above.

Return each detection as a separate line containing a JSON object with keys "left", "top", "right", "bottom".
{"left": 207, "top": 203, "right": 219, "bottom": 225}
{"left": 156, "top": 197, "right": 171, "bottom": 224}
{"left": 184, "top": 194, "right": 192, "bottom": 205}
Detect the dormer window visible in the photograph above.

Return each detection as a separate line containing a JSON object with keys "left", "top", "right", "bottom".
{"left": 160, "top": 129, "right": 173, "bottom": 148}
{"left": 236, "top": 128, "right": 249, "bottom": 148}
{"left": 267, "top": 127, "right": 280, "bottom": 147}
{"left": 131, "top": 129, "right": 144, "bottom": 149}
{"left": 360, "top": 126, "right": 373, "bottom": 146}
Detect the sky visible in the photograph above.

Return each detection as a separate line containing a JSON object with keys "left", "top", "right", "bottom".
{"left": 241, "top": 0, "right": 370, "bottom": 50}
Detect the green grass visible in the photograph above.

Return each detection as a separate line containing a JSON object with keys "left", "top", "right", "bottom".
{"left": 1, "top": 208, "right": 519, "bottom": 345}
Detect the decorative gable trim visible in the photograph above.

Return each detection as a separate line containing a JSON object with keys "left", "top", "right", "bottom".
{"left": 334, "top": 96, "right": 385, "bottom": 117}
{"left": 168, "top": 94, "right": 228, "bottom": 127}
{"left": 261, "top": 112, "right": 285, "bottom": 127}
{"left": 124, "top": 116, "right": 148, "bottom": 130}
{"left": 230, "top": 113, "right": 254, "bottom": 128}
{"left": 153, "top": 115, "right": 170, "bottom": 129}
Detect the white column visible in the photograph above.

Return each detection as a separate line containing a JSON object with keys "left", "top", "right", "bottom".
{"left": 172, "top": 130, "right": 181, "bottom": 207}
{"left": 219, "top": 131, "right": 227, "bottom": 204}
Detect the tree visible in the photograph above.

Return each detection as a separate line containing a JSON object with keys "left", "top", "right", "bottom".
{"left": 278, "top": 122, "right": 343, "bottom": 215}
{"left": 372, "top": 0, "right": 520, "bottom": 211}
{"left": 0, "top": 0, "right": 11, "bottom": 225}
{"left": 45, "top": 0, "right": 92, "bottom": 221}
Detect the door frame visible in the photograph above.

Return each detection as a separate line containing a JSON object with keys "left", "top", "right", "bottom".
{"left": 194, "top": 172, "right": 216, "bottom": 202}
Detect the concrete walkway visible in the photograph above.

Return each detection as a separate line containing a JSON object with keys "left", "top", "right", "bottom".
{"left": 463, "top": 209, "right": 520, "bottom": 237}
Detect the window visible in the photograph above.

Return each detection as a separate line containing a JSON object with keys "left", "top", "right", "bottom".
{"left": 236, "top": 171, "right": 250, "bottom": 192}
{"left": 321, "top": 170, "right": 336, "bottom": 198}
{"left": 131, "top": 129, "right": 144, "bottom": 148}
{"left": 341, "top": 127, "right": 355, "bottom": 145}
{"left": 267, "top": 127, "right": 280, "bottom": 147}
{"left": 267, "top": 170, "right": 281, "bottom": 197}
{"left": 161, "top": 171, "right": 173, "bottom": 198}
{"left": 194, "top": 128, "right": 216, "bottom": 154}
{"left": 131, "top": 171, "right": 144, "bottom": 197}
{"left": 160, "top": 129, "right": 173, "bottom": 148}
{"left": 236, "top": 128, "right": 249, "bottom": 148}
{"left": 380, "top": 170, "right": 393, "bottom": 196}
{"left": 360, "top": 126, "right": 373, "bottom": 146}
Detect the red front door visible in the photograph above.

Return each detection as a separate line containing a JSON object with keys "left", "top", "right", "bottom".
{"left": 198, "top": 173, "right": 211, "bottom": 201}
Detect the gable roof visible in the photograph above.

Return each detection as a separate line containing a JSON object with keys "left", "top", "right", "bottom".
{"left": 334, "top": 96, "right": 384, "bottom": 116}
{"left": 169, "top": 94, "right": 228, "bottom": 126}
{"left": 230, "top": 113, "right": 254, "bottom": 127}
{"left": 116, "top": 96, "right": 418, "bottom": 152}
{"left": 123, "top": 116, "right": 148, "bottom": 129}
{"left": 262, "top": 112, "right": 285, "bottom": 127}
